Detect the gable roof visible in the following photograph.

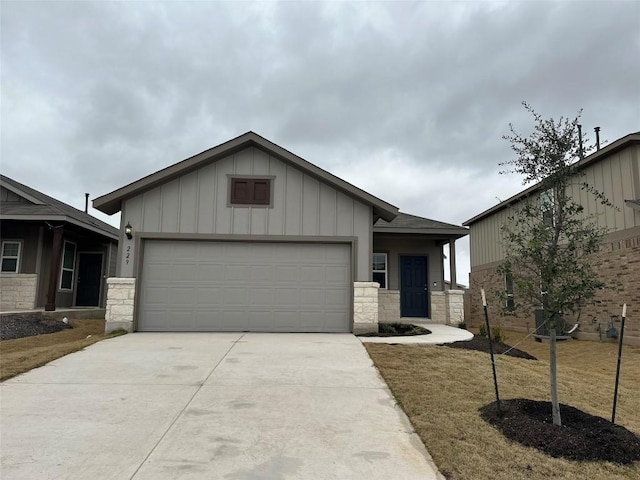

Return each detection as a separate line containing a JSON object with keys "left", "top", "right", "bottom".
{"left": 464, "top": 131, "right": 640, "bottom": 226}
{"left": 374, "top": 212, "right": 468, "bottom": 238}
{"left": 1, "top": 175, "right": 119, "bottom": 240}
{"left": 93, "top": 131, "right": 399, "bottom": 222}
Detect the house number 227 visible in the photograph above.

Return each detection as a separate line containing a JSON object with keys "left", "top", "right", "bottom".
{"left": 126, "top": 245, "right": 131, "bottom": 264}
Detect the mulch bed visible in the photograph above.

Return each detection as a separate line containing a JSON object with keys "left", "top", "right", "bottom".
{"left": 0, "top": 313, "right": 71, "bottom": 340}
{"left": 358, "top": 323, "right": 431, "bottom": 337}
{"left": 480, "top": 399, "right": 640, "bottom": 464}
{"left": 441, "top": 335, "right": 537, "bottom": 360}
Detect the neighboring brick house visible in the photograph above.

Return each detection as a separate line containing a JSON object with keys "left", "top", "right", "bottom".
{"left": 464, "top": 132, "right": 640, "bottom": 346}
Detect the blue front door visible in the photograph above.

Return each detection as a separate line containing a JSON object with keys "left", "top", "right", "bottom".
{"left": 400, "top": 256, "right": 428, "bottom": 317}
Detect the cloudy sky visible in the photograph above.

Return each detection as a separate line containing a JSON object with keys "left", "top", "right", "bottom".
{"left": 2, "top": 1, "right": 639, "bottom": 284}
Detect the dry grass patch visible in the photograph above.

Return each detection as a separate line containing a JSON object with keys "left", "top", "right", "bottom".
{"left": 365, "top": 334, "right": 640, "bottom": 480}
{"left": 0, "top": 319, "right": 120, "bottom": 381}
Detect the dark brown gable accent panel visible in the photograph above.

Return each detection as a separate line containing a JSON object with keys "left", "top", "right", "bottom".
{"left": 230, "top": 178, "right": 271, "bottom": 205}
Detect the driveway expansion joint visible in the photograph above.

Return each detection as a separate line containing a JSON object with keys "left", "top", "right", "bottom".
{"left": 128, "top": 333, "right": 247, "bottom": 479}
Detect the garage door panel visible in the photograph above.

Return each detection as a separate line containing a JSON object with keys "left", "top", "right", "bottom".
{"left": 225, "top": 265, "right": 249, "bottom": 281}
{"left": 273, "top": 265, "right": 300, "bottom": 282}
{"left": 325, "top": 265, "right": 350, "bottom": 284}
{"left": 196, "top": 264, "right": 222, "bottom": 280}
{"left": 249, "top": 288, "right": 274, "bottom": 306}
{"left": 274, "top": 289, "right": 299, "bottom": 305}
{"left": 299, "top": 266, "right": 324, "bottom": 282}
{"left": 325, "top": 312, "right": 350, "bottom": 330}
{"left": 250, "top": 265, "right": 273, "bottom": 282}
{"left": 138, "top": 241, "right": 351, "bottom": 332}
{"left": 300, "top": 289, "right": 324, "bottom": 305}
{"left": 325, "top": 288, "right": 350, "bottom": 307}
{"left": 222, "top": 287, "right": 248, "bottom": 306}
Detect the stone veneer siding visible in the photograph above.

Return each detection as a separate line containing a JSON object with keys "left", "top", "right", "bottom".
{"left": 353, "top": 282, "right": 379, "bottom": 334}
{"left": 0, "top": 274, "right": 38, "bottom": 310}
{"left": 104, "top": 278, "right": 136, "bottom": 333}
{"left": 445, "top": 290, "right": 465, "bottom": 325}
{"left": 468, "top": 234, "right": 640, "bottom": 346}
{"left": 378, "top": 290, "right": 400, "bottom": 323}
{"left": 430, "top": 292, "right": 446, "bottom": 324}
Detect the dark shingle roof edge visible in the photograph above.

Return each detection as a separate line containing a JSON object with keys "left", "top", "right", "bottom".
{"left": 1, "top": 175, "right": 119, "bottom": 240}
{"left": 374, "top": 212, "right": 468, "bottom": 237}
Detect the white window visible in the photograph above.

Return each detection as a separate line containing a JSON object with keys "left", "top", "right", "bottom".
{"left": 59, "top": 241, "right": 77, "bottom": 290}
{"left": 372, "top": 253, "right": 387, "bottom": 289}
{"left": 1, "top": 241, "right": 21, "bottom": 273}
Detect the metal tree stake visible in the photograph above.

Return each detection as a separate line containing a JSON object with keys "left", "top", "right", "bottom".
{"left": 612, "top": 303, "right": 627, "bottom": 424}
{"left": 482, "top": 288, "right": 501, "bottom": 415}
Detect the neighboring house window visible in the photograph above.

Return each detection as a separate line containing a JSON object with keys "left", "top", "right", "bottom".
{"left": 372, "top": 253, "right": 387, "bottom": 289}
{"left": 540, "top": 189, "right": 555, "bottom": 227}
{"left": 230, "top": 178, "right": 272, "bottom": 206}
{"left": 505, "top": 273, "right": 515, "bottom": 312}
{"left": 59, "top": 241, "right": 77, "bottom": 290}
{"left": 1, "top": 241, "right": 21, "bottom": 273}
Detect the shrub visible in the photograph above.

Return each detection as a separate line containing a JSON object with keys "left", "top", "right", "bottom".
{"left": 458, "top": 322, "right": 467, "bottom": 330}
{"left": 478, "top": 323, "right": 507, "bottom": 343}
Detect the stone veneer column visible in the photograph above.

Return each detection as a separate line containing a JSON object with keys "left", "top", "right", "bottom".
{"left": 353, "top": 281, "right": 379, "bottom": 334}
{"left": 104, "top": 278, "right": 136, "bottom": 333}
{"left": 0, "top": 274, "right": 38, "bottom": 310}
{"left": 378, "top": 290, "right": 401, "bottom": 323}
{"left": 445, "top": 289, "right": 465, "bottom": 325}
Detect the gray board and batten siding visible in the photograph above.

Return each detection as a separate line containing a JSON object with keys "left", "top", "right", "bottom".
{"left": 117, "top": 145, "right": 374, "bottom": 281}
{"left": 467, "top": 139, "right": 640, "bottom": 268}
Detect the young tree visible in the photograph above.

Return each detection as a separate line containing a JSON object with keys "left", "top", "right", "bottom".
{"left": 498, "top": 103, "right": 611, "bottom": 426}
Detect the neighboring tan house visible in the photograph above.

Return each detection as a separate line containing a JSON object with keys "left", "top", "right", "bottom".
{"left": 93, "top": 131, "right": 468, "bottom": 334}
{"left": 0, "top": 175, "right": 119, "bottom": 311}
{"left": 464, "top": 132, "right": 640, "bottom": 345}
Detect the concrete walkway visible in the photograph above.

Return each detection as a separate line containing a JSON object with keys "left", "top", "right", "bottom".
{"left": 1, "top": 333, "right": 443, "bottom": 480}
{"left": 360, "top": 323, "right": 474, "bottom": 344}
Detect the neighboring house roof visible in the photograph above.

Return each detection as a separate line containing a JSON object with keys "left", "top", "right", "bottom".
{"left": 374, "top": 212, "right": 468, "bottom": 238}
{"left": 0, "top": 175, "right": 119, "bottom": 240}
{"left": 93, "top": 131, "right": 399, "bottom": 222}
{"left": 464, "top": 131, "right": 640, "bottom": 226}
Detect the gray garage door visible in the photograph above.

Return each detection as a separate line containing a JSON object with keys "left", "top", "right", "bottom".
{"left": 138, "top": 241, "right": 351, "bottom": 332}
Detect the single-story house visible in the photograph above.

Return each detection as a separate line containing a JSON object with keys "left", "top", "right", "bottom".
{"left": 0, "top": 175, "right": 119, "bottom": 311}
{"left": 463, "top": 131, "right": 639, "bottom": 345}
{"left": 93, "top": 132, "right": 468, "bottom": 334}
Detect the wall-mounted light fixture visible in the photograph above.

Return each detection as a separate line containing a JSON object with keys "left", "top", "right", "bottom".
{"left": 124, "top": 222, "right": 133, "bottom": 240}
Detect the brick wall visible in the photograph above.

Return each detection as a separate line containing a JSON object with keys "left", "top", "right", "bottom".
{"left": 378, "top": 290, "right": 400, "bottom": 323}
{"left": 469, "top": 234, "right": 640, "bottom": 346}
{"left": 0, "top": 274, "right": 38, "bottom": 310}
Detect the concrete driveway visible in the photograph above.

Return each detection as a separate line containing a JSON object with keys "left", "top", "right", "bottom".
{"left": 1, "top": 333, "right": 443, "bottom": 479}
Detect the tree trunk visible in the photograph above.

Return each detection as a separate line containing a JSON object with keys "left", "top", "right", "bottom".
{"left": 549, "top": 326, "right": 562, "bottom": 426}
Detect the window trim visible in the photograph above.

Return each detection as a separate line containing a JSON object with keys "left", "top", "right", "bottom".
{"left": 1, "top": 240, "right": 22, "bottom": 274}
{"left": 372, "top": 252, "right": 388, "bottom": 289}
{"left": 228, "top": 176, "right": 275, "bottom": 207}
{"left": 505, "top": 273, "right": 515, "bottom": 312}
{"left": 59, "top": 240, "right": 77, "bottom": 291}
